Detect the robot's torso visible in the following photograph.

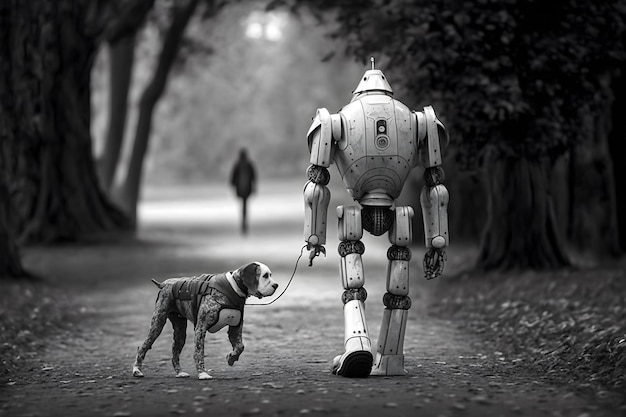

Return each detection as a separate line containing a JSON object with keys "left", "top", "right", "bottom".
{"left": 334, "top": 93, "right": 418, "bottom": 206}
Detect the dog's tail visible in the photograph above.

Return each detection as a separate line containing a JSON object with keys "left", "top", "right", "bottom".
{"left": 151, "top": 278, "right": 164, "bottom": 288}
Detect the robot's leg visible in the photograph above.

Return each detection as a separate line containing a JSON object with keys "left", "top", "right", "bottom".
{"left": 372, "top": 206, "right": 414, "bottom": 376}
{"left": 332, "top": 205, "right": 373, "bottom": 378}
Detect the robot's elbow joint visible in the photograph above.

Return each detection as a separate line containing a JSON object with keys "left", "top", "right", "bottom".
{"left": 431, "top": 236, "right": 446, "bottom": 249}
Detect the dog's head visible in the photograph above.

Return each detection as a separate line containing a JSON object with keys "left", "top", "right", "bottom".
{"left": 234, "top": 262, "right": 278, "bottom": 298}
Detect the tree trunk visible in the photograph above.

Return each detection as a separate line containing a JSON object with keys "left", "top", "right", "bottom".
{"left": 0, "top": 182, "right": 28, "bottom": 279}
{"left": 608, "top": 70, "right": 626, "bottom": 252}
{"left": 567, "top": 145, "right": 622, "bottom": 258}
{"left": 7, "top": 0, "right": 129, "bottom": 244}
{"left": 116, "top": 0, "right": 200, "bottom": 225}
{"left": 0, "top": 1, "right": 27, "bottom": 278}
{"left": 97, "top": 0, "right": 155, "bottom": 191}
{"left": 567, "top": 76, "right": 622, "bottom": 258}
{"left": 477, "top": 155, "right": 571, "bottom": 271}
{"left": 98, "top": 34, "right": 136, "bottom": 191}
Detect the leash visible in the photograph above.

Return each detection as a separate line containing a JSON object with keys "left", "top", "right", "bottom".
{"left": 246, "top": 244, "right": 307, "bottom": 306}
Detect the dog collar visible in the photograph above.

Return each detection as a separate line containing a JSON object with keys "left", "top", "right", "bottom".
{"left": 225, "top": 271, "right": 247, "bottom": 298}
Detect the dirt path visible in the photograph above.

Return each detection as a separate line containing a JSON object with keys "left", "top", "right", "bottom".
{"left": 1, "top": 182, "right": 621, "bottom": 417}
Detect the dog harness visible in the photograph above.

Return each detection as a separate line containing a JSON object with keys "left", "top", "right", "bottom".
{"left": 171, "top": 272, "right": 246, "bottom": 329}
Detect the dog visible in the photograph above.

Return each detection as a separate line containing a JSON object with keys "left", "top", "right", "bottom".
{"left": 132, "top": 262, "right": 278, "bottom": 380}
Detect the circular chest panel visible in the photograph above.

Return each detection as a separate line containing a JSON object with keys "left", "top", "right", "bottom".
{"left": 375, "top": 135, "right": 390, "bottom": 150}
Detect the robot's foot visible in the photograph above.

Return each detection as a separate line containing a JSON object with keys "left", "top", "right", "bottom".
{"left": 331, "top": 351, "right": 373, "bottom": 378}
{"left": 371, "top": 353, "right": 407, "bottom": 376}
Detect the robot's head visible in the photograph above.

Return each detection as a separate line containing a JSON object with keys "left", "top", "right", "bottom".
{"left": 352, "top": 57, "right": 393, "bottom": 97}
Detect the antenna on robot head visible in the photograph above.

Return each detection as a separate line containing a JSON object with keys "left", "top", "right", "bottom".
{"left": 370, "top": 56, "right": 375, "bottom": 70}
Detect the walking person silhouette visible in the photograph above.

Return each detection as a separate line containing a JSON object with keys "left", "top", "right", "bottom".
{"left": 230, "top": 148, "right": 257, "bottom": 235}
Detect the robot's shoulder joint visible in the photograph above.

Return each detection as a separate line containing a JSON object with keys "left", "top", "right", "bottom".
{"left": 307, "top": 108, "right": 341, "bottom": 167}
{"left": 417, "top": 106, "right": 449, "bottom": 168}
{"left": 307, "top": 108, "right": 341, "bottom": 139}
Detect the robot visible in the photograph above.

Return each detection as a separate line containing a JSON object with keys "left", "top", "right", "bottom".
{"left": 303, "top": 58, "right": 449, "bottom": 378}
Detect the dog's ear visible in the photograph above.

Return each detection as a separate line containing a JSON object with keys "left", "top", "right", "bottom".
{"left": 242, "top": 262, "right": 259, "bottom": 291}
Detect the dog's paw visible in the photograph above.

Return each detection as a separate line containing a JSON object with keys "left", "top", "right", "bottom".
{"left": 227, "top": 353, "right": 239, "bottom": 366}
{"left": 132, "top": 366, "right": 144, "bottom": 378}
{"left": 198, "top": 372, "right": 213, "bottom": 380}
{"left": 175, "top": 371, "right": 190, "bottom": 378}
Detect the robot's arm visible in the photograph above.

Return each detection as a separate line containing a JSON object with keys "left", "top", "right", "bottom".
{"left": 304, "top": 108, "right": 340, "bottom": 265}
{"left": 304, "top": 166, "right": 330, "bottom": 265}
{"left": 416, "top": 106, "right": 450, "bottom": 279}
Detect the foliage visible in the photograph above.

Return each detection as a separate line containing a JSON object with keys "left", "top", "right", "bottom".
{"left": 281, "top": 0, "right": 626, "bottom": 169}
{"left": 144, "top": 0, "right": 230, "bottom": 68}
{"left": 434, "top": 265, "right": 626, "bottom": 395}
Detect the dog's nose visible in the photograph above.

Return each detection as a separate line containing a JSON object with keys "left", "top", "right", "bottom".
{"left": 272, "top": 283, "right": 278, "bottom": 290}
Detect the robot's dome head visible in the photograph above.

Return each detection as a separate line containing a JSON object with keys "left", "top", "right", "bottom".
{"left": 352, "top": 57, "right": 393, "bottom": 97}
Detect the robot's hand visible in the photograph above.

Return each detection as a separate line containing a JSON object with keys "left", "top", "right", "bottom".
{"left": 307, "top": 243, "right": 326, "bottom": 267}
{"left": 423, "top": 248, "right": 446, "bottom": 280}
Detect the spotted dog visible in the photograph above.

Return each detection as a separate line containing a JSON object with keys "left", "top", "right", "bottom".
{"left": 132, "top": 262, "right": 277, "bottom": 380}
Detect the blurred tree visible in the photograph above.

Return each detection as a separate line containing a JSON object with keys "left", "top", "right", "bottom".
{"left": 0, "top": 0, "right": 129, "bottom": 255}
{"left": 608, "top": 65, "right": 626, "bottom": 252}
{"left": 115, "top": 0, "right": 199, "bottom": 224}
{"left": 567, "top": 74, "right": 622, "bottom": 258}
{"left": 0, "top": 2, "right": 26, "bottom": 278}
{"left": 97, "top": 0, "right": 156, "bottom": 192}
{"left": 0, "top": 183, "right": 26, "bottom": 279}
{"left": 1, "top": 0, "right": 222, "bottom": 277}
{"left": 101, "top": 0, "right": 227, "bottom": 225}
{"left": 282, "top": 0, "right": 626, "bottom": 270}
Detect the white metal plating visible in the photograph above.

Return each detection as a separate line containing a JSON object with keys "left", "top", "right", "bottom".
{"left": 337, "top": 205, "right": 363, "bottom": 242}
{"left": 389, "top": 206, "right": 414, "bottom": 246}
{"left": 303, "top": 181, "right": 330, "bottom": 246}
{"left": 343, "top": 299, "right": 372, "bottom": 353}
{"left": 419, "top": 184, "right": 450, "bottom": 249}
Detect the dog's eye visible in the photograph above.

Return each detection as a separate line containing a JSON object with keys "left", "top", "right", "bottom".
{"left": 263, "top": 272, "right": 269, "bottom": 278}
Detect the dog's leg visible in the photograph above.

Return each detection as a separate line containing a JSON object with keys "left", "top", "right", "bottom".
{"left": 227, "top": 324, "right": 244, "bottom": 366}
{"left": 193, "top": 326, "right": 213, "bottom": 380}
{"left": 132, "top": 298, "right": 169, "bottom": 377}
{"left": 168, "top": 313, "right": 189, "bottom": 378}
{"left": 194, "top": 299, "right": 222, "bottom": 380}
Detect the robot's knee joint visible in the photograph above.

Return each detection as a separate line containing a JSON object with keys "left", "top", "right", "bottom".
{"left": 387, "top": 245, "right": 411, "bottom": 261}
{"left": 383, "top": 293, "right": 411, "bottom": 310}
{"left": 338, "top": 240, "right": 365, "bottom": 257}
{"left": 342, "top": 288, "right": 367, "bottom": 304}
